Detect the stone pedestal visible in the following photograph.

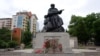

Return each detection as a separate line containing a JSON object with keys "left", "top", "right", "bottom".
{"left": 70, "top": 37, "right": 78, "bottom": 48}
{"left": 34, "top": 32, "right": 73, "bottom": 53}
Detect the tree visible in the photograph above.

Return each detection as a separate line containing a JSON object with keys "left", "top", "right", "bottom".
{"left": 84, "top": 13, "right": 96, "bottom": 40}
{"left": 68, "top": 15, "right": 89, "bottom": 45}
{"left": 22, "top": 31, "right": 32, "bottom": 46}
{"left": 0, "top": 27, "right": 18, "bottom": 48}
{"left": 68, "top": 15, "right": 82, "bottom": 36}
{"left": 0, "top": 27, "right": 11, "bottom": 42}
{"left": 0, "top": 40, "right": 8, "bottom": 48}
{"left": 21, "top": 19, "right": 32, "bottom": 46}
{"left": 68, "top": 13, "right": 100, "bottom": 46}
{"left": 8, "top": 41, "right": 18, "bottom": 48}
{"left": 93, "top": 13, "right": 100, "bottom": 46}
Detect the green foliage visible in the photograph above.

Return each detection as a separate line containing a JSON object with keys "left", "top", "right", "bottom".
{"left": 22, "top": 31, "right": 32, "bottom": 46}
{"left": 25, "top": 44, "right": 32, "bottom": 48}
{"left": 21, "top": 19, "right": 32, "bottom": 47}
{"left": 0, "top": 27, "right": 11, "bottom": 42}
{"left": 93, "top": 19, "right": 100, "bottom": 46}
{"left": 0, "top": 40, "right": 8, "bottom": 48}
{"left": 8, "top": 41, "right": 18, "bottom": 48}
{"left": 68, "top": 13, "right": 100, "bottom": 46}
{"left": 0, "top": 27, "right": 12, "bottom": 48}
{"left": 69, "top": 15, "right": 89, "bottom": 45}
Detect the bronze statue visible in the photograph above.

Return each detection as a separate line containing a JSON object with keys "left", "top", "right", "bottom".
{"left": 42, "top": 4, "right": 65, "bottom": 32}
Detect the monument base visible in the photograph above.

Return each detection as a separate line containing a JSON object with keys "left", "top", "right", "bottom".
{"left": 34, "top": 32, "right": 73, "bottom": 53}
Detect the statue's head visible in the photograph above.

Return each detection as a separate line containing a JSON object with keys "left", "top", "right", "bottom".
{"left": 50, "top": 4, "right": 55, "bottom": 8}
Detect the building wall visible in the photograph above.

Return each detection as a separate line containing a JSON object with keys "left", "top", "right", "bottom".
{"left": 11, "top": 14, "right": 28, "bottom": 31}
{"left": 36, "top": 21, "right": 39, "bottom": 32}
{"left": 0, "top": 20, "right": 4, "bottom": 28}
{"left": 11, "top": 15, "right": 17, "bottom": 29}
{"left": 17, "top": 15, "right": 23, "bottom": 28}
{"left": 6, "top": 19, "right": 12, "bottom": 29}
{"left": 12, "top": 11, "right": 39, "bottom": 33}
{"left": 11, "top": 11, "right": 39, "bottom": 44}
{"left": 0, "top": 18, "right": 12, "bottom": 29}
{"left": 30, "top": 14, "right": 39, "bottom": 35}
{"left": 12, "top": 28, "right": 22, "bottom": 44}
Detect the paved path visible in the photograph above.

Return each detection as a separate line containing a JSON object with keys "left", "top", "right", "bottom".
{"left": 13, "top": 49, "right": 33, "bottom": 53}
{"left": 73, "top": 49, "right": 97, "bottom": 53}
{"left": 12, "top": 49, "right": 97, "bottom": 53}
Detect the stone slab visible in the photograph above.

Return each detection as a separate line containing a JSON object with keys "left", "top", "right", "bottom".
{"left": 34, "top": 32, "right": 73, "bottom": 53}
{"left": 70, "top": 37, "right": 78, "bottom": 48}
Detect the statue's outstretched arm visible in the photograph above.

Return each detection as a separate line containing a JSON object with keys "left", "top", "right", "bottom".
{"left": 45, "top": 9, "right": 64, "bottom": 18}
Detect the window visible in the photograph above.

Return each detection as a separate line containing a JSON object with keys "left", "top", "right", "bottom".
{"left": 17, "top": 16, "right": 23, "bottom": 28}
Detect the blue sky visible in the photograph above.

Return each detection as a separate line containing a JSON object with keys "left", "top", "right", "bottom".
{"left": 0, "top": 0, "right": 100, "bottom": 30}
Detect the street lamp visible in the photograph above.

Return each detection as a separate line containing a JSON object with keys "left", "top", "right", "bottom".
{"left": 11, "top": 30, "right": 13, "bottom": 41}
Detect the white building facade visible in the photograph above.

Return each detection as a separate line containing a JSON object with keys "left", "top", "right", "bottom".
{"left": 11, "top": 11, "right": 39, "bottom": 34}
{"left": 30, "top": 14, "right": 39, "bottom": 34}
{"left": 0, "top": 18, "right": 12, "bottom": 29}
{"left": 11, "top": 14, "right": 28, "bottom": 31}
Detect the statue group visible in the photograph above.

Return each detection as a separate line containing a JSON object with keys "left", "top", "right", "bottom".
{"left": 42, "top": 4, "right": 65, "bottom": 32}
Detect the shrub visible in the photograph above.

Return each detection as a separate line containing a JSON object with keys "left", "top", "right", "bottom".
{"left": 25, "top": 44, "right": 32, "bottom": 48}
{"left": 0, "top": 40, "right": 8, "bottom": 48}
{"left": 8, "top": 41, "right": 18, "bottom": 48}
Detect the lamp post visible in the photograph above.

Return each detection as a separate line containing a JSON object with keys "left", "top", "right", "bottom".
{"left": 11, "top": 30, "right": 13, "bottom": 41}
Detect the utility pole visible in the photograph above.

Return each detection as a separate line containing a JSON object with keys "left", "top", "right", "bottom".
{"left": 11, "top": 30, "right": 13, "bottom": 41}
